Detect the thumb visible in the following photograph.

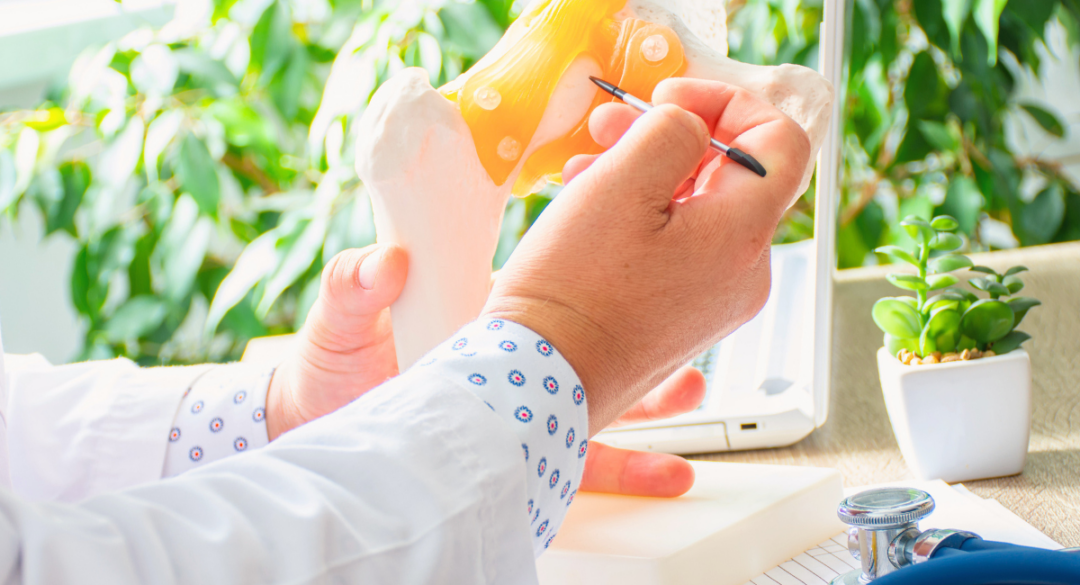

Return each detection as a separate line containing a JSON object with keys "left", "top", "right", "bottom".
{"left": 574, "top": 104, "right": 709, "bottom": 208}
{"left": 304, "top": 244, "right": 408, "bottom": 352}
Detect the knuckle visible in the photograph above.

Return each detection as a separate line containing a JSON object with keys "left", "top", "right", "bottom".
{"left": 649, "top": 104, "right": 707, "bottom": 147}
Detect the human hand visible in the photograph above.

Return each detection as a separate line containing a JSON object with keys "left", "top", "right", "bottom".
{"left": 266, "top": 241, "right": 704, "bottom": 497}
{"left": 265, "top": 244, "right": 408, "bottom": 440}
{"left": 483, "top": 77, "right": 810, "bottom": 434}
{"left": 580, "top": 365, "right": 705, "bottom": 497}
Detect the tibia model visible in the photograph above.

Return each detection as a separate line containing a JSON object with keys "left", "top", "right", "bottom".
{"left": 355, "top": 0, "right": 834, "bottom": 371}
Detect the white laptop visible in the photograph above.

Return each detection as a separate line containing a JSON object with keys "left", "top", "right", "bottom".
{"left": 594, "top": 2, "right": 845, "bottom": 455}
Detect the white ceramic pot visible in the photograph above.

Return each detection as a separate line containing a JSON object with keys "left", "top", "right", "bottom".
{"left": 876, "top": 347, "right": 1032, "bottom": 483}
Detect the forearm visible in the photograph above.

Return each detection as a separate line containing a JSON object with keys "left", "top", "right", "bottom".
{"left": 0, "top": 368, "right": 538, "bottom": 585}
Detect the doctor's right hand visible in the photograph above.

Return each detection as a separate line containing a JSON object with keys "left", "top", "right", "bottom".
{"left": 483, "top": 78, "right": 811, "bottom": 436}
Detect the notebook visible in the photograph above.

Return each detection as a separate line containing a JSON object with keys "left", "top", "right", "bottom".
{"left": 539, "top": 464, "right": 1062, "bottom": 585}
{"left": 536, "top": 461, "right": 846, "bottom": 585}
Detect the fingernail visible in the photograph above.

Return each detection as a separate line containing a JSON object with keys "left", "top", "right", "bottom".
{"left": 358, "top": 248, "right": 383, "bottom": 290}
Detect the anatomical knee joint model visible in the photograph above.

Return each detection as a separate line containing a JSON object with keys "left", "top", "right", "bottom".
{"left": 355, "top": 0, "right": 835, "bottom": 371}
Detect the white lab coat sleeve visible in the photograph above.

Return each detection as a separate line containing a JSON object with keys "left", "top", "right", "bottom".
{"left": 3, "top": 356, "right": 215, "bottom": 503}
{"left": 0, "top": 364, "right": 539, "bottom": 585}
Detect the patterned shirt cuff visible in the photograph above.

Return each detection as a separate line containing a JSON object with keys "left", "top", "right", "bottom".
{"left": 162, "top": 362, "right": 276, "bottom": 478}
{"left": 418, "top": 318, "right": 589, "bottom": 556}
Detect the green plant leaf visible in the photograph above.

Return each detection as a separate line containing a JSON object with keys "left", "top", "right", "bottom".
{"left": 887, "top": 273, "right": 929, "bottom": 291}
{"left": 439, "top": 2, "right": 504, "bottom": 60}
{"left": 885, "top": 333, "right": 920, "bottom": 357}
{"left": 974, "top": 0, "right": 1008, "bottom": 65}
{"left": 177, "top": 133, "right": 221, "bottom": 217}
{"left": 416, "top": 31, "right": 443, "bottom": 83}
{"left": 130, "top": 44, "right": 179, "bottom": 97}
{"left": 102, "top": 296, "right": 168, "bottom": 342}
{"left": 12, "top": 127, "right": 40, "bottom": 203}
{"left": 898, "top": 296, "right": 920, "bottom": 310}
{"left": 0, "top": 149, "right": 16, "bottom": 215}
{"left": 1004, "top": 266, "right": 1029, "bottom": 277}
{"left": 942, "top": 0, "right": 973, "bottom": 55}
{"left": 930, "top": 215, "right": 960, "bottom": 231}
{"left": 1018, "top": 183, "right": 1065, "bottom": 246}
{"left": 251, "top": 0, "right": 293, "bottom": 82}
{"left": 1007, "top": 297, "right": 1041, "bottom": 327}
{"left": 961, "top": 299, "right": 1016, "bottom": 343}
{"left": 969, "top": 276, "right": 1009, "bottom": 297}
{"left": 919, "top": 327, "right": 937, "bottom": 357}
{"left": 940, "top": 177, "right": 984, "bottom": 235}
{"left": 927, "top": 298, "right": 962, "bottom": 314}
{"left": 929, "top": 232, "right": 963, "bottom": 252}
{"left": 151, "top": 195, "right": 211, "bottom": 303}
{"left": 23, "top": 107, "right": 67, "bottom": 132}
{"left": 256, "top": 218, "right": 327, "bottom": 318}
{"left": 958, "top": 335, "right": 978, "bottom": 351}
{"left": 270, "top": 45, "right": 308, "bottom": 120}
{"left": 900, "top": 216, "right": 934, "bottom": 245}
{"left": 874, "top": 245, "right": 918, "bottom": 266}
{"left": 143, "top": 110, "right": 183, "bottom": 184}
{"left": 969, "top": 265, "right": 999, "bottom": 276}
{"left": 922, "top": 306, "right": 963, "bottom": 354}
{"left": 927, "top": 273, "right": 960, "bottom": 290}
{"left": 930, "top": 253, "right": 973, "bottom": 273}
{"left": 873, "top": 298, "right": 924, "bottom": 339}
{"left": 1002, "top": 275, "right": 1024, "bottom": 294}
{"left": 46, "top": 161, "right": 88, "bottom": 236}
{"left": 943, "top": 286, "right": 980, "bottom": 303}
{"left": 1019, "top": 103, "right": 1066, "bottom": 138}
{"left": 255, "top": 177, "right": 341, "bottom": 318}
{"left": 837, "top": 221, "right": 871, "bottom": 269}
{"left": 989, "top": 330, "right": 1031, "bottom": 355}
{"left": 205, "top": 232, "right": 279, "bottom": 334}
{"left": 71, "top": 245, "right": 92, "bottom": 317}
{"left": 173, "top": 47, "right": 240, "bottom": 97}
{"left": 917, "top": 120, "right": 960, "bottom": 151}
{"left": 926, "top": 291, "right": 966, "bottom": 305}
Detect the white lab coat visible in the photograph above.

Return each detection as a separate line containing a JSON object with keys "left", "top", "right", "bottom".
{"left": 0, "top": 329, "right": 539, "bottom": 584}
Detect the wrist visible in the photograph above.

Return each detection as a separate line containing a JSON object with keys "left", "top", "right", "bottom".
{"left": 482, "top": 296, "right": 646, "bottom": 435}
{"left": 265, "top": 365, "right": 300, "bottom": 441}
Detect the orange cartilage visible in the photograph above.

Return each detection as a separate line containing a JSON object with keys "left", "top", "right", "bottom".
{"left": 439, "top": 0, "right": 686, "bottom": 196}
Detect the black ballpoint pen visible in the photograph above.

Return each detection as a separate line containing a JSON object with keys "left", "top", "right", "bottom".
{"left": 588, "top": 76, "right": 767, "bottom": 178}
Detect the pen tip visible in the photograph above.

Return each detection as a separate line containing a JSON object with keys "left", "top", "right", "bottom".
{"left": 589, "top": 76, "right": 617, "bottom": 95}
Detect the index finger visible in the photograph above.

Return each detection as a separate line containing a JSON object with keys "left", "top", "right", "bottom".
{"left": 653, "top": 78, "right": 810, "bottom": 225}
{"left": 653, "top": 78, "right": 807, "bottom": 160}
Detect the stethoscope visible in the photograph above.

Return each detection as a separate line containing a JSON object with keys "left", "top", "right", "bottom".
{"left": 830, "top": 487, "right": 1080, "bottom": 585}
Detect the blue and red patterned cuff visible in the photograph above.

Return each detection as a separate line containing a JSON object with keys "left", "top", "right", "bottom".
{"left": 416, "top": 318, "right": 589, "bottom": 557}
{"left": 162, "top": 363, "right": 275, "bottom": 478}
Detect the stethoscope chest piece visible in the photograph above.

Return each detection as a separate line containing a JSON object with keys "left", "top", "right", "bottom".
{"left": 830, "top": 487, "right": 1080, "bottom": 584}
{"left": 831, "top": 487, "right": 951, "bottom": 584}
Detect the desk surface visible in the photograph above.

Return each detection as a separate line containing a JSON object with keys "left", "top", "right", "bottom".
{"left": 693, "top": 242, "right": 1080, "bottom": 547}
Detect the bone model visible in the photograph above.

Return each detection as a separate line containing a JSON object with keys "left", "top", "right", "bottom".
{"left": 355, "top": 0, "right": 834, "bottom": 371}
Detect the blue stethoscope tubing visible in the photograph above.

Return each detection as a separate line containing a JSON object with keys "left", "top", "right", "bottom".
{"left": 873, "top": 540, "right": 1080, "bottom": 585}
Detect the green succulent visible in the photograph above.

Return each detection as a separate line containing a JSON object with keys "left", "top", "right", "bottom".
{"left": 871, "top": 215, "right": 1040, "bottom": 360}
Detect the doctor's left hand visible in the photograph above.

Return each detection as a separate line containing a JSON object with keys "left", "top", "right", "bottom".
{"left": 266, "top": 243, "right": 704, "bottom": 497}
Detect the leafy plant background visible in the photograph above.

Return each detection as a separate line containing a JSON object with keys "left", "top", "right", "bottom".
{"left": 0, "top": 0, "right": 1077, "bottom": 365}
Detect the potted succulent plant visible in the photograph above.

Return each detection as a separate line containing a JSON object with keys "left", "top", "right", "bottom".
{"left": 870, "top": 214, "right": 1041, "bottom": 483}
